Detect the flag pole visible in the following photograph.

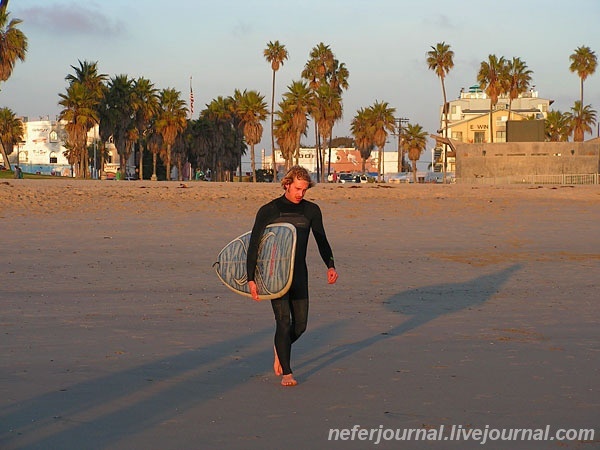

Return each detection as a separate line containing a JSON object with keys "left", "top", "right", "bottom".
{"left": 189, "top": 76, "right": 194, "bottom": 119}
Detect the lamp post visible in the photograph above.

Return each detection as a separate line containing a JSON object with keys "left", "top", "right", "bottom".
{"left": 394, "top": 117, "right": 409, "bottom": 173}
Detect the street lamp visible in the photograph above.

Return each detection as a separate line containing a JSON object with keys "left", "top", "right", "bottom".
{"left": 394, "top": 117, "right": 409, "bottom": 173}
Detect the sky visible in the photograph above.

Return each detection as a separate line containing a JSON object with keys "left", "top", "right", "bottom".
{"left": 1, "top": 0, "right": 599, "bottom": 163}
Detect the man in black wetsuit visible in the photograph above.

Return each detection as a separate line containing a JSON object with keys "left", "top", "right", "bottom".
{"left": 247, "top": 166, "right": 338, "bottom": 386}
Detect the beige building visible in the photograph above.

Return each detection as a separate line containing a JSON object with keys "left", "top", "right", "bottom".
{"left": 436, "top": 85, "right": 553, "bottom": 172}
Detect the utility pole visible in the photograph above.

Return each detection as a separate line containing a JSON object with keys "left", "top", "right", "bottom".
{"left": 394, "top": 117, "right": 409, "bottom": 172}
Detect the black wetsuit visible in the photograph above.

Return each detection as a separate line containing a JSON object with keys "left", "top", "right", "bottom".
{"left": 247, "top": 195, "right": 335, "bottom": 375}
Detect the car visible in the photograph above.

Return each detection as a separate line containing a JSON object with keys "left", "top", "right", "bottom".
{"left": 338, "top": 173, "right": 357, "bottom": 183}
{"left": 388, "top": 172, "right": 413, "bottom": 183}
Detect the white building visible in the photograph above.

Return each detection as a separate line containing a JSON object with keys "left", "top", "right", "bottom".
{"left": 2, "top": 117, "right": 123, "bottom": 177}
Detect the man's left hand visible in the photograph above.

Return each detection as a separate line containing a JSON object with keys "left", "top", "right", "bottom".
{"left": 327, "top": 268, "right": 338, "bottom": 284}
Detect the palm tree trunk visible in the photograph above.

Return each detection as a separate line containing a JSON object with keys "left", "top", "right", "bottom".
{"left": 250, "top": 143, "right": 256, "bottom": 183}
{"left": 151, "top": 152, "right": 157, "bottom": 181}
{"left": 0, "top": 142, "right": 11, "bottom": 171}
{"left": 441, "top": 79, "right": 448, "bottom": 184}
{"left": 139, "top": 145, "right": 144, "bottom": 180}
{"left": 270, "top": 70, "right": 277, "bottom": 182}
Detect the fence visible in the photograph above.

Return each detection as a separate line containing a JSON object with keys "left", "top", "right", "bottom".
{"left": 458, "top": 173, "right": 600, "bottom": 185}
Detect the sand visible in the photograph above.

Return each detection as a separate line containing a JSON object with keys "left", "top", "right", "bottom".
{"left": 1, "top": 179, "right": 599, "bottom": 449}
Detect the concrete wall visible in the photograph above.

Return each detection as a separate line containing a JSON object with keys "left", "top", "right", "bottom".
{"left": 455, "top": 141, "right": 600, "bottom": 179}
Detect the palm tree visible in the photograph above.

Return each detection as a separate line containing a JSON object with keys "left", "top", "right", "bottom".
{"left": 273, "top": 107, "right": 297, "bottom": 170}
{"left": 569, "top": 46, "right": 597, "bottom": 106}
{"left": 232, "top": 89, "right": 268, "bottom": 183}
{"left": 312, "top": 84, "right": 342, "bottom": 181}
{"left": 566, "top": 101, "right": 597, "bottom": 142}
{"left": 64, "top": 60, "right": 107, "bottom": 177}
{"left": 350, "top": 107, "right": 375, "bottom": 174}
{"left": 58, "top": 81, "right": 98, "bottom": 177}
{"left": 365, "top": 101, "right": 396, "bottom": 182}
{"left": 505, "top": 57, "right": 533, "bottom": 120}
{"left": 280, "top": 80, "right": 312, "bottom": 166}
{"left": 203, "top": 95, "right": 244, "bottom": 181}
{"left": 0, "top": 107, "right": 23, "bottom": 171}
{"left": 0, "top": 1, "right": 27, "bottom": 169}
{"left": 65, "top": 60, "right": 107, "bottom": 103}
{"left": 426, "top": 42, "right": 454, "bottom": 183}
{"left": 545, "top": 110, "right": 571, "bottom": 142}
{"left": 99, "top": 75, "right": 135, "bottom": 179}
{"left": 131, "top": 77, "right": 159, "bottom": 180}
{"left": 155, "top": 88, "right": 188, "bottom": 180}
{"left": 302, "top": 43, "right": 335, "bottom": 181}
{"left": 477, "top": 54, "right": 507, "bottom": 143}
{"left": 0, "top": 0, "right": 27, "bottom": 84}
{"left": 263, "top": 40, "right": 288, "bottom": 181}
{"left": 403, "top": 123, "right": 428, "bottom": 183}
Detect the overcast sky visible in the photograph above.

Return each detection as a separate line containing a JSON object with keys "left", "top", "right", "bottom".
{"left": 1, "top": 0, "right": 599, "bottom": 155}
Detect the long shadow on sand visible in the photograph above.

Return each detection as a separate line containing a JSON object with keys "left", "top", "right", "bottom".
{"left": 296, "top": 264, "right": 521, "bottom": 379}
{"left": 0, "top": 317, "right": 347, "bottom": 450}
{"left": 0, "top": 324, "right": 275, "bottom": 449}
{"left": 1, "top": 265, "right": 519, "bottom": 449}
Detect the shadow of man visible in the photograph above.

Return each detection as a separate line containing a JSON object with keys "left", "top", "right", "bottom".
{"left": 298, "top": 264, "right": 522, "bottom": 378}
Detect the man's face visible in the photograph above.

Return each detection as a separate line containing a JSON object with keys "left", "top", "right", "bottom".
{"left": 284, "top": 178, "right": 310, "bottom": 204}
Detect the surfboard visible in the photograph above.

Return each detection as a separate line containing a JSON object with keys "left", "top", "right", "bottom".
{"left": 214, "top": 223, "right": 297, "bottom": 300}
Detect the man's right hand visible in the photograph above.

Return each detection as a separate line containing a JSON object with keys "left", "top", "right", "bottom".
{"left": 248, "top": 281, "right": 260, "bottom": 301}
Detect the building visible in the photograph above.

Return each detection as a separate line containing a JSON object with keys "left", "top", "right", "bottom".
{"left": 269, "top": 147, "right": 401, "bottom": 178}
{"left": 435, "top": 85, "right": 553, "bottom": 173}
{"left": 1, "top": 117, "right": 123, "bottom": 177}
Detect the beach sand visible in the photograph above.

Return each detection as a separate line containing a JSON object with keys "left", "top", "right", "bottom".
{"left": 1, "top": 180, "right": 599, "bottom": 449}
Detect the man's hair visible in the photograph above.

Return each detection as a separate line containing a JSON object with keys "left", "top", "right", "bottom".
{"left": 281, "top": 165, "right": 315, "bottom": 189}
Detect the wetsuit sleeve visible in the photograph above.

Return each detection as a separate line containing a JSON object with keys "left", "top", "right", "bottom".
{"left": 310, "top": 203, "right": 335, "bottom": 269}
{"left": 246, "top": 203, "right": 273, "bottom": 282}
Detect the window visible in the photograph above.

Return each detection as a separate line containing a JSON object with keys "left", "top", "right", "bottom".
{"left": 49, "top": 130, "right": 58, "bottom": 143}
{"left": 496, "top": 131, "right": 506, "bottom": 142}
{"left": 474, "top": 131, "right": 486, "bottom": 143}
{"left": 452, "top": 131, "right": 463, "bottom": 141}
{"left": 49, "top": 152, "right": 58, "bottom": 164}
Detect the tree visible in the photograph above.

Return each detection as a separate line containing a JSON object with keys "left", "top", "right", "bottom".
{"left": 403, "top": 123, "right": 428, "bottom": 184}
{"left": 313, "top": 84, "right": 342, "bottom": 181}
{"left": 0, "top": 107, "right": 23, "bottom": 170}
{"left": 0, "top": 1, "right": 27, "bottom": 169}
{"left": 302, "top": 42, "right": 349, "bottom": 181}
{"left": 131, "top": 77, "right": 159, "bottom": 180}
{"left": 569, "top": 45, "right": 597, "bottom": 106}
{"left": 202, "top": 95, "right": 244, "bottom": 181}
{"left": 545, "top": 110, "right": 570, "bottom": 142}
{"left": 273, "top": 107, "right": 296, "bottom": 170}
{"left": 426, "top": 42, "right": 454, "bottom": 183}
{"left": 477, "top": 54, "right": 507, "bottom": 143}
{"left": 350, "top": 107, "right": 375, "bottom": 174}
{"left": 280, "top": 80, "right": 312, "bottom": 167}
{"left": 365, "top": 101, "right": 396, "bottom": 182}
{"left": 155, "top": 88, "right": 188, "bottom": 180}
{"left": 232, "top": 89, "right": 268, "bottom": 182}
{"left": 566, "top": 101, "right": 597, "bottom": 142}
{"left": 99, "top": 75, "right": 135, "bottom": 179}
{"left": 64, "top": 60, "right": 107, "bottom": 177}
{"left": 263, "top": 40, "right": 288, "bottom": 181}
{"left": 58, "top": 81, "right": 98, "bottom": 177}
{"left": 0, "top": 0, "right": 27, "bottom": 84}
{"left": 505, "top": 57, "right": 533, "bottom": 120}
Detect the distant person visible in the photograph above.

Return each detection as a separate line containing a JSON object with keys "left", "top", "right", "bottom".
{"left": 246, "top": 165, "right": 338, "bottom": 387}
{"left": 13, "top": 165, "right": 21, "bottom": 179}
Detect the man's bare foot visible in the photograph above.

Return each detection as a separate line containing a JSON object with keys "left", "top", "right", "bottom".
{"left": 273, "top": 346, "right": 283, "bottom": 376}
{"left": 281, "top": 374, "right": 298, "bottom": 387}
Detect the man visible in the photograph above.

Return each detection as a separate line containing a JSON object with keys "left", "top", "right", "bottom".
{"left": 247, "top": 166, "right": 338, "bottom": 386}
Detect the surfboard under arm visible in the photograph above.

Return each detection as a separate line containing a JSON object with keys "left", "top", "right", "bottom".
{"left": 213, "top": 223, "right": 296, "bottom": 300}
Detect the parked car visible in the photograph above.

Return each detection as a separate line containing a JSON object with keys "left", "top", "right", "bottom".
{"left": 388, "top": 172, "right": 413, "bottom": 183}
{"left": 338, "top": 173, "right": 357, "bottom": 183}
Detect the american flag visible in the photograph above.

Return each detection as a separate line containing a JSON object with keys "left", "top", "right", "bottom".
{"left": 189, "top": 76, "right": 194, "bottom": 117}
